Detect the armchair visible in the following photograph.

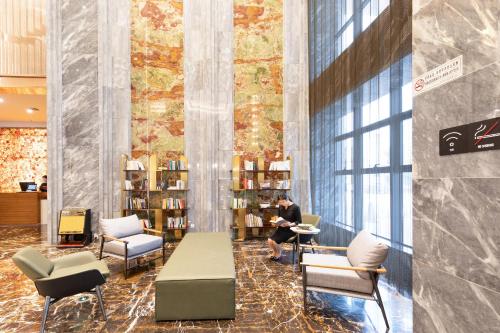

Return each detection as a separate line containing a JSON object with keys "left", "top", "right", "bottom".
{"left": 99, "top": 214, "right": 166, "bottom": 278}
{"left": 300, "top": 229, "right": 390, "bottom": 329}
{"left": 12, "top": 247, "right": 109, "bottom": 333}
{"left": 286, "top": 213, "right": 321, "bottom": 263}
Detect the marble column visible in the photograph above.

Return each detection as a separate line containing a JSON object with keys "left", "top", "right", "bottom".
{"left": 413, "top": 1, "right": 500, "bottom": 332}
{"left": 184, "top": 0, "right": 234, "bottom": 232}
{"left": 47, "top": 0, "right": 130, "bottom": 242}
{"left": 284, "top": 0, "right": 311, "bottom": 212}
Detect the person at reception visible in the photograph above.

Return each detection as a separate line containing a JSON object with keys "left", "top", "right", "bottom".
{"left": 267, "top": 194, "right": 302, "bottom": 261}
{"left": 39, "top": 175, "right": 47, "bottom": 192}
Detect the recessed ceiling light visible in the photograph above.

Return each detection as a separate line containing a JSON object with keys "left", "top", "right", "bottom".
{"left": 0, "top": 97, "right": 4, "bottom": 103}
{"left": 26, "top": 107, "right": 39, "bottom": 114}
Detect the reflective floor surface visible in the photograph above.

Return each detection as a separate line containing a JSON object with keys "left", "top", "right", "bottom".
{"left": 0, "top": 226, "right": 412, "bottom": 332}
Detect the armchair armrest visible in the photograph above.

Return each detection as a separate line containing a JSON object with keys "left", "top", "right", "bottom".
{"left": 144, "top": 228, "right": 163, "bottom": 235}
{"left": 300, "top": 244, "right": 348, "bottom": 251}
{"left": 35, "top": 269, "right": 106, "bottom": 299}
{"left": 101, "top": 234, "right": 128, "bottom": 244}
{"left": 300, "top": 262, "right": 387, "bottom": 274}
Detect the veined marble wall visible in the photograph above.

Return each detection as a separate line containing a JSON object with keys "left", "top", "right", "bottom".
{"left": 413, "top": 1, "right": 500, "bottom": 332}
{"left": 0, "top": 128, "right": 47, "bottom": 192}
{"left": 131, "top": 0, "right": 184, "bottom": 162}
{"left": 234, "top": 0, "right": 284, "bottom": 162}
{"left": 47, "top": 0, "right": 131, "bottom": 241}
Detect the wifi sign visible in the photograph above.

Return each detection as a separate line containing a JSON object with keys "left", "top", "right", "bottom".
{"left": 442, "top": 131, "right": 463, "bottom": 152}
{"left": 439, "top": 117, "right": 500, "bottom": 156}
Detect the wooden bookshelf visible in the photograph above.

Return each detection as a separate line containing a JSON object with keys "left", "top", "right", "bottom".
{"left": 121, "top": 154, "right": 189, "bottom": 241}
{"left": 230, "top": 155, "right": 292, "bottom": 241}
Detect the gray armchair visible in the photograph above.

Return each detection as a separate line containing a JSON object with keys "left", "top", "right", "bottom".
{"left": 12, "top": 247, "right": 110, "bottom": 333}
{"left": 99, "top": 214, "right": 166, "bottom": 278}
{"left": 300, "top": 229, "right": 390, "bottom": 329}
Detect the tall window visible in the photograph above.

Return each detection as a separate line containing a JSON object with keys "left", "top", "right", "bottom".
{"left": 311, "top": 54, "right": 413, "bottom": 252}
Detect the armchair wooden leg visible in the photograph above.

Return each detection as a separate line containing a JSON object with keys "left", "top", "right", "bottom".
{"left": 95, "top": 285, "right": 107, "bottom": 321}
{"left": 99, "top": 237, "right": 104, "bottom": 260}
{"left": 371, "top": 273, "right": 389, "bottom": 330}
{"left": 124, "top": 244, "right": 128, "bottom": 279}
{"left": 302, "top": 266, "right": 308, "bottom": 313}
{"left": 40, "top": 296, "right": 51, "bottom": 333}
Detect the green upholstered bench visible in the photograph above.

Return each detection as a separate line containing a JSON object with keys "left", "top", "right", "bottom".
{"left": 155, "top": 232, "right": 236, "bottom": 321}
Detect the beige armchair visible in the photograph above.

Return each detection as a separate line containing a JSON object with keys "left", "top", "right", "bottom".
{"left": 286, "top": 213, "right": 321, "bottom": 263}
{"left": 99, "top": 214, "right": 166, "bottom": 278}
{"left": 300, "top": 229, "right": 389, "bottom": 330}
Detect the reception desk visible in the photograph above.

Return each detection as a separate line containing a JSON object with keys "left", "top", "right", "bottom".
{"left": 0, "top": 192, "right": 47, "bottom": 225}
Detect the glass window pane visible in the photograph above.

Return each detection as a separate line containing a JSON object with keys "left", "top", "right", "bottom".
{"left": 362, "top": 3, "right": 371, "bottom": 31}
{"left": 403, "top": 172, "right": 412, "bottom": 246}
{"left": 379, "top": 0, "right": 390, "bottom": 13}
{"left": 363, "top": 126, "right": 390, "bottom": 168}
{"left": 335, "top": 175, "right": 353, "bottom": 228}
{"left": 363, "top": 173, "right": 391, "bottom": 239}
{"left": 336, "top": 93, "right": 354, "bottom": 134}
{"left": 403, "top": 118, "right": 412, "bottom": 165}
{"left": 342, "top": 22, "right": 354, "bottom": 52}
{"left": 402, "top": 55, "right": 413, "bottom": 112}
{"left": 335, "top": 138, "right": 353, "bottom": 170}
{"left": 362, "top": 68, "right": 390, "bottom": 126}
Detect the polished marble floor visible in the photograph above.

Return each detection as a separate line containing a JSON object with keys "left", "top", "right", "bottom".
{"left": 0, "top": 226, "right": 412, "bottom": 332}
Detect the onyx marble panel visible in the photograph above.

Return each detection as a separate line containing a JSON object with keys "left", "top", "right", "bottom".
{"left": 414, "top": 178, "right": 500, "bottom": 293}
{"left": 413, "top": 62, "right": 500, "bottom": 179}
{"left": 413, "top": 0, "right": 499, "bottom": 78}
{"left": 413, "top": 259, "right": 500, "bottom": 333}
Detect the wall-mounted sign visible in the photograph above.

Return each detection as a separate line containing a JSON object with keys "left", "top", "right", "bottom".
{"left": 414, "top": 55, "right": 463, "bottom": 96}
{"left": 439, "top": 117, "right": 500, "bottom": 156}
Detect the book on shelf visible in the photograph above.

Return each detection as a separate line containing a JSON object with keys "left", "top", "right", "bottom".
{"left": 166, "top": 216, "right": 186, "bottom": 229}
{"left": 160, "top": 160, "right": 187, "bottom": 171}
{"left": 276, "top": 180, "right": 290, "bottom": 189}
{"left": 124, "top": 180, "right": 132, "bottom": 190}
{"left": 162, "top": 198, "right": 186, "bottom": 209}
{"left": 140, "top": 219, "right": 152, "bottom": 229}
{"left": 269, "top": 160, "right": 290, "bottom": 171}
{"left": 260, "top": 181, "right": 271, "bottom": 189}
{"left": 126, "top": 160, "right": 145, "bottom": 171}
{"left": 244, "top": 160, "right": 256, "bottom": 171}
{"left": 245, "top": 213, "right": 263, "bottom": 227}
{"left": 126, "top": 197, "right": 148, "bottom": 209}
{"left": 233, "top": 198, "right": 247, "bottom": 209}
{"left": 242, "top": 178, "right": 254, "bottom": 189}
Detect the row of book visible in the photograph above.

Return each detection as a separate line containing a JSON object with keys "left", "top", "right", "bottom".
{"left": 162, "top": 198, "right": 186, "bottom": 209}
{"left": 233, "top": 198, "right": 248, "bottom": 209}
{"left": 276, "top": 180, "right": 290, "bottom": 189}
{"left": 269, "top": 160, "right": 290, "bottom": 171}
{"left": 244, "top": 160, "right": 256, "bottom": 170}
{"left": 126, "top": 197, "right": 148, "bottom": 209}
{"left": 166, "top": 216, "right": 186, "bottom": 229}
{"left": 159, "top": 160, "right": 187, "bottom": 171}
{"left": 245, "top": 214, "right": 263, "bottom": 227}
{"left": 140, "top": 219, "right": 153, "bottom": 229}
{"left": 126, "top": 160, "right": 145, "bottom": 171}
{"left": 124, "top": 179, "right": 148, "bottom": 191}
{"left": 242, "top": 178, "right": 254, "bottom": 189}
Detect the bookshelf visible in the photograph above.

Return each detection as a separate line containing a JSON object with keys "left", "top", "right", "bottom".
{"left": 120, "top": 154, "right": 189, "bottom": 240}
{"left": 231, "top": 155, "right": 292, "bottom": 241}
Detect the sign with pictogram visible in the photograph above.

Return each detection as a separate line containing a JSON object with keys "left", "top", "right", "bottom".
{"left": 414, "top": 55, "right": 463, "bottom": 96}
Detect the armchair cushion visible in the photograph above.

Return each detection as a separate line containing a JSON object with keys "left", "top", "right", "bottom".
{"left": 12, "top": 247, "right": 54, "bottom": 280}
{"left": 303, "top": 253, "right": 373, "bottom": 294}
{"left": 103, "top": 233, "right": 163, "bottom": 258}
{"left": 100, "top": 214, "right": 143, "bottom": 239}
{"left": 347, "top": 229, "right": 388, "bottom": 279}
{"left": 49, "top": 260, "right": 110, "bottom": 279}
